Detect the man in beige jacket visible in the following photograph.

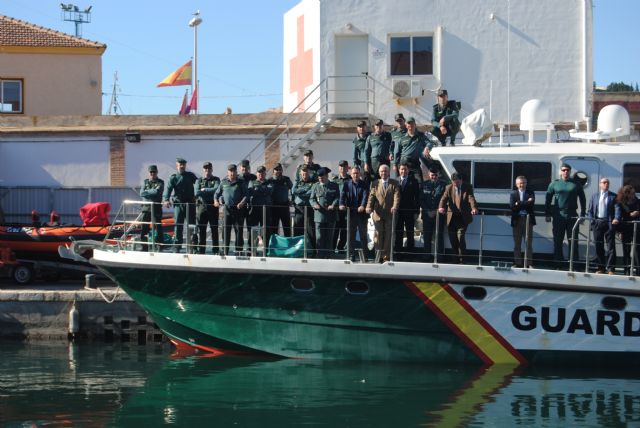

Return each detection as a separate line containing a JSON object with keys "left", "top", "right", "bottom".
{"left": 366, "top": 164, "right": 400, "bottom": 262}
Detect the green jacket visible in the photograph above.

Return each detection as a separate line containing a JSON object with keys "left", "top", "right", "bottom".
{"left": 140, "top": 178, "right": 164, "bottom": 212}
{"left": 352, "top": 133, "right": 369, "bottom": 167}
{"left": 393, "top": 131, "right": 428, "bottom": 168}
{"left": 332, "top": 173, "right": 351, "bottom": 195}
{"left": 365, "top": 131, "right": 392, "bottom": 166}
{"left": 163, "top": 171, "right": 197, "bottom": 203}
{"left": 545, "top": 178, "right": 586, "bottom": 218}
{"left": 215, "top": 178, "right": 248, "bottom": 213}
{"left": 248, "top": 179, "right": 273, "bottom": 207}
{"left": 268, "top": 175, "right": 293, "bottom": 205}
{"left": 310, "top": 181, "right": 340, "bottom": 223}
{"left": 292, "top": 179, "right": 315, "bottom": 207}
{"left": 295, "top": 162, "right": 321, "bottom": 182}
{"left": 420, "top": 179, "right": 446, "bottom": 212}
{"left": 432, "top": 101, "right": 460, "bottom": 128}
{"left": 195, "top": 175, "right": 221, "bottom": 205}
{"left": 390, "top": 126, "right": 407, "bottom": 160}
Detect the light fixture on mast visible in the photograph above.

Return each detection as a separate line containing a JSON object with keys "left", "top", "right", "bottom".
{"left": 188, "top": 10, "right": 202, "bottom": 114}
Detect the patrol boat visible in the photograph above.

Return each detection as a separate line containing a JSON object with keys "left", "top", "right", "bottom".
{"left": 70, "top": 105, "right": 640, "bottom": 365}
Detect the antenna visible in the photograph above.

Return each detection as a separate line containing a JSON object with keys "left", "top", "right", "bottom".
{"left": 107, "top": 71, "right": 123, "bottom": 116}
{"left": 60, "top": 3, "right": 92, "bottom": 37}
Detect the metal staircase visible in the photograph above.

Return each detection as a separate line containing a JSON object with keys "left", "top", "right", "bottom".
{"left": 241, "top": 75, "right": 376, "bottom": 170}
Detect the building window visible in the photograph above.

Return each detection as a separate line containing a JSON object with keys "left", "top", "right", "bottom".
{"left": 0, "top": 79, "right": 23, "bottom": 113}
{"left": 623, "top": 163, "right": 640, "bottom": 193}
{"left": 390, "top": 36, "right": 433, "bottom": 76}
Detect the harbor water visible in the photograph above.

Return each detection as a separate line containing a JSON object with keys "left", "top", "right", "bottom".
{"left": 1, "top": 343, "right": 640, "bottom": 427}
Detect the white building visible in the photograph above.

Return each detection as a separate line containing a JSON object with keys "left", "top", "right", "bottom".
{"left": 283, "top": 0, "right": 593, "bottom": 126}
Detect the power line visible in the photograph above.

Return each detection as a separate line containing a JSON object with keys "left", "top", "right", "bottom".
{"left": 102, "top": 92, "right": 281, "bottom": 99}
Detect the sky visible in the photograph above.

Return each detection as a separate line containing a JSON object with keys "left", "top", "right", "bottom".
{"left": 2, "top": 0, "right": 639, "bottom": 115}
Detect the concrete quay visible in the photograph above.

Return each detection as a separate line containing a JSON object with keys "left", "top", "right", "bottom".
{"left": 0, "top": 278, "right": 166, "bottom": 344}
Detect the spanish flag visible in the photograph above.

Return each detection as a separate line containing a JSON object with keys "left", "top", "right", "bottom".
{"left": 157, "top": 60, "right": 192, "bottom": 87}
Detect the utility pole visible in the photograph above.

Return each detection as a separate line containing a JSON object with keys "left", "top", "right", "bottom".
{"left": 188, "top": 11, "right": 202, "bottom": 114}
{"left": 107, "top": 71, "right": 122, "bottom": 115}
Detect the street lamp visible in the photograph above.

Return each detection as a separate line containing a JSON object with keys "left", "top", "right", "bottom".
{"left": 188, "top": 11, "right": 202, "bottom": 114}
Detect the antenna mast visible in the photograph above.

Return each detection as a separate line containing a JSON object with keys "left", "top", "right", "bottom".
{"left": 107, "top": 71, "right": 123, "bottom": 115}
{"left": 60, "top": 3, "right": 92, "bottom": 37}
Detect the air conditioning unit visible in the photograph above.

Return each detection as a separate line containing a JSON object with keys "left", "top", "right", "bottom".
{"left": 392, "top": 79, "right": 423, "bottom": 99}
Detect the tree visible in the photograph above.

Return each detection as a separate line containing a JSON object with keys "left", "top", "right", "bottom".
{"left": 606, "top": 81, "right": 634, "bottom": 92}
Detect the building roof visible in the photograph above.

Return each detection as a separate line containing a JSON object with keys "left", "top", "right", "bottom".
{"left": 0, "top": 14, "right": 105, "bottom": 51}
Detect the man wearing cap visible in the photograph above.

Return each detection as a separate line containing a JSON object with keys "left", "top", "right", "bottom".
{"left": 431, "top": 89, "right": 460, "bottom": 146}
{"left": 395, "top": 163, "right": 420, "bottom": 257}
{"left": 393, "top": 117, "right": 430, "bottom": 185}
{"left": 365, "top": 119, "right": 392, "bottom": 181}
{"left": 139, "top": 165, "right": 165, "bottom": 251}
{"left": 268, "top": 163, "right": 293, "bottom": 237}
{"left": 352, "top": 121, "right": 370, "bottom": 177}
{"left": 366, "top": 164, "right": 400, "bottom": 262}
{"left": 292, "top": 165, "right": 316, "bottom": 255}
{"left": 545, "top": 163, "right": 587, "bottom": 264}
{"left": 214, "top": 164, "right": 249, "bottom": 255}
{"left": 195, "top": 162, "right": 221, "bottom": 255}
{"left": 438, "top": 172, "right": 478, "bottom": 263}
{"left": 420, "top": 167, "right": 447, "bottom": 262}
{"left": 332, "top": 160, "right": 351, "bottom": 254}
{"left": 163, "top": 158, "right": 198, "bottom": 252}
{"left": 295, "top": 150, "right": 321, "bottom": 183}
{"left": 247, "top": 166, "right": 274, "bottom": 253}
{"left": 311, "top": 167, "right": 340, "bottom": 258}
{"left": 390, "top": 113, "right": 408, "bottom": 166}
{"left": 339, "top": 165, "right": 370, "bottom": 261}
{"left": 238, "top": 159, "right": 257, "bottom": 239}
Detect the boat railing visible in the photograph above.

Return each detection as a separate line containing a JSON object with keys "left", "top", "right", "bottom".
{"left": 108, "top": 201, "right": 640, "bottom": 276}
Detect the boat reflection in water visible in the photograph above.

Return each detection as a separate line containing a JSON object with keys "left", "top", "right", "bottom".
{"left": 1, "top": 343, "right": 639, "bottom": 427}
{"left": 114, "top": 354, "right": 640, "bottom": 427}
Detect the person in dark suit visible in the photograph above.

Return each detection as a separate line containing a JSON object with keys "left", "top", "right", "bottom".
{"left": 366, "top": 164, "right": 400, "bottom": 262}
{"left": 339, "top": 166, "right": 370, "bottom": 261}
{"left": 588, "top": 177, "right": 620, "bottom": 274}
{"left": 394, "top": 163, "right": 420, "bottom": 257}
{"left": 438, "top": 172, "right": 478, "bottom": 263}
{"left": 509, "top": 176, "right": 536, "bottom": 267}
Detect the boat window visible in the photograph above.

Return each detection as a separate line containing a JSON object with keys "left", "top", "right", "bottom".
{"left": 601, "top": 296, "right": 626, "bottom": 311}
{"left": 462, "top": 286, "right": 487, "bottom": 300}
{"left": 452, "top": 160, "right": 471, "bottom": 183}
{"left": 623, "top": 163, "right": 640, "bottom": 193}
{"left": 474, "top": 162, "right": 512, "bottom": 189}
{"left": 514, "top": 162, "right": 552, "bottom": 191}
{"left": 290, "top": 278, "right": 315, "bottom": 292}
{"left": 573, "top": 171, "right": 589, "bottom": 188}
{"left": 345, "top": 281, "right": 369, "bottom": 296}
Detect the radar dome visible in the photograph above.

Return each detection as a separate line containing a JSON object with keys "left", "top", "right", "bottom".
{"left": 597, "top": 104, "right": 630, "bottom": 137}
{"left": 519, "top": 99, "right": 550, "bottom": 131}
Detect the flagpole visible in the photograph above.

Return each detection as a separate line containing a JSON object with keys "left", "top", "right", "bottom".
{"left": 189, "top": 11, "right": 202, "bottom": 115}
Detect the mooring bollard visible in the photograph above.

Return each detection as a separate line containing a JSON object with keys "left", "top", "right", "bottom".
{"left": 85, "top": 273, "right": 96, "bottom": 289}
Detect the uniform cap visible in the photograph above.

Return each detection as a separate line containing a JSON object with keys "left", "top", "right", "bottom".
{"left": 273, "top": 163, "right": 283, "bottom": 171}
{"left": 303, "top": 149, "right": 313, "bottom": 156}
{"left": 437, "top": 89, "right": 448, "bottom": 97}
{"left": 406, "top": 116, "right": 416, "bottom": 124}
{"left": 227, "top": 163, "right": 237, "bottom": 171}
{"left": 357, "top": 120, "right": 367, "bottom": 127}
{"left": 317, "top": 167, "right": 331, "bottom": 176}
{"left": 148, "top": 165, "right": 158, "bottom": 172}
{"left": 560, "top": 162, "right": 572, "bottom": 170}
{"left": 394, "top": 113, "right": 405, "bottom": 121}
{"left": 257, "top": 165, "right": 267, "bottom": 173}
{"left": 176, "top": 157, "right": 187, "bottom": 164}
{"left": 202, "top": 162, "right": 212, "bottom": 169}
{"left": 374, "top": 119, "right": 384, "bottom": 126}
{"left": 338, "top": 160, "right": 349, "bottom": 167}
{"left": 240, "top": 159, "right": 250, "bottom": 167}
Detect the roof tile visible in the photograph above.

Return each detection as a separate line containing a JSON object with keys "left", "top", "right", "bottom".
{"left": 0, "top": 14, "right": 105, "bottom": 49}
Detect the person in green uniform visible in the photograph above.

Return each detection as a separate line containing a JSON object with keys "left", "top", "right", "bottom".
{"left": 390, "top": 113, "right": 408, "bottom": 173}
{"left": 195, "top": 162, "right": 221, "bottom": 255}
{"left": 332, "top": 160, "right": 351, "bottom": 254}
{"left": 545, "top": 163, "right": 587, "bottom": 264}
{"left": 393, "top": 117, "right": 431, "bottom": 184}
{"left": 295, "top": 149, "right": 321, "bottom": 182}
{"left": 352, "top": 121, "right": 369, "bottom": 179}
{"left": 214, "top": 164, "right": 248, "bottom": 255}
{"left": 247, "top": 165, "right": 273, "bottom": 253}
{"left": 311, "top": 167, "right": 340, "bottom": 258}
{"left": 163, "top": 157, "right": 198, "bottom": 252}
{"left": 238, "top": 159, "right": 257, "bottom": 241}
{"left": 292, "top": 165, "right": 316, "bottom": 256}
{"left": 268, "top": 163, "right": 293, "bottom": 237}
{"left": 365, "top": 119, "right": 392, "bottom": 181}
{"left": 139, "top": 164, "right": 164, "bottom": 251}
{"left": 431, "top": 89, "right": 460, "bottom": 146}
{"left": 420, "top": 168, "right": 447, "bottom": 261}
